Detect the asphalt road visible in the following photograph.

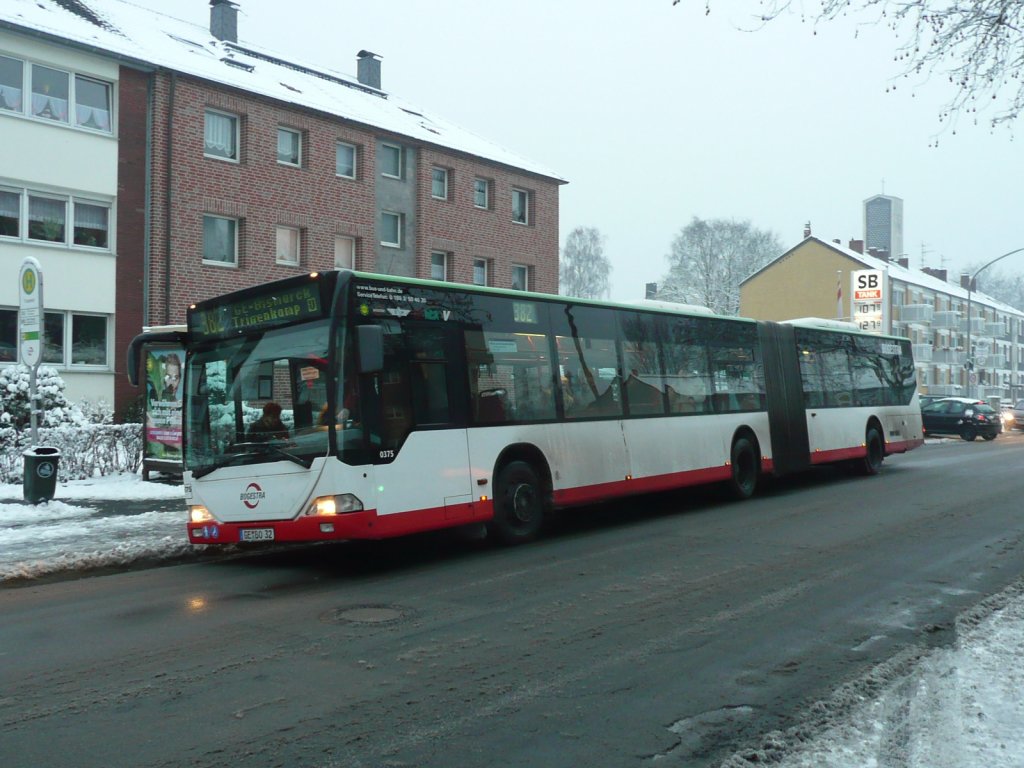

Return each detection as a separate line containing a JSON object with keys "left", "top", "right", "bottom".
{"left": 3, "top": 433, "right": 1024, "bottom": 768}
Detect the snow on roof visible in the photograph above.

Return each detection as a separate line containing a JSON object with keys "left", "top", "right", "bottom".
{"left": 747, "top": 236, "right": 1023, "bottom": 317}
{"left": 1, "top": 0, "right": 565, "bottom": 182}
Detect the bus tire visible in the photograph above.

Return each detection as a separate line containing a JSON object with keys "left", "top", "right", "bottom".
{"left": 860, "top": 426, "right": 884, "bottom": 475}
{"left": 729, "top": 436, "right": 759, "bottom": 500}
{"left": 491, "top": 461, "right": 545, "bottom": 545}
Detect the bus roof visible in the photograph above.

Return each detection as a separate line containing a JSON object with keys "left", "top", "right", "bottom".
{"left": 341, "top": 269, "right": 753, "bottom": 323}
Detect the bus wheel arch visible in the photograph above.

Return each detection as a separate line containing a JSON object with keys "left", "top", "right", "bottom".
{"left": 729, "top": 428, "right": 761, "bottom": 500}
{"left": 860, "top": 418, "right": 885, "bottom": 475}
{"left": 490, "top": 445, "right": 552, "bottom": 545}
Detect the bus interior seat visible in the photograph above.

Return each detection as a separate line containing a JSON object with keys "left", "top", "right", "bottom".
{"left": 477, "top": 389, "right": 507, "bottom": 423}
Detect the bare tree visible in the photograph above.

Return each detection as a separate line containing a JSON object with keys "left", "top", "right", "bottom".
{"left": 963, "top": 265, "right": 1024, "bottom": 311}
{"left": 659, "top": 217, "right": 783, "bottom": 315}
{"left": 560, "top": 226, "right": 612, "bottom": 299}
{"left": 677, "top": 0, "right": 1024, "bottom": 131}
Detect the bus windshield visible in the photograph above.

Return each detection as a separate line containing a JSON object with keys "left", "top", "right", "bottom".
{"left": 184, "top": 319, "right": 335, "bottom": 475}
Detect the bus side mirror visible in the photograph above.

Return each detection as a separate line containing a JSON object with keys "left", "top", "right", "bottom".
{"left": 357, "top": 325, "right": 384, "bottom": 373}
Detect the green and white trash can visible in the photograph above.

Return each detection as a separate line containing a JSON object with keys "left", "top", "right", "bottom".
{"left": 23, "top": 446, "right": 60, "bottom": 504}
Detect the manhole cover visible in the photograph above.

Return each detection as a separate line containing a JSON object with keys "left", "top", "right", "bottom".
{"left": 322, "top": 604, "right": 410, "bottom": 625}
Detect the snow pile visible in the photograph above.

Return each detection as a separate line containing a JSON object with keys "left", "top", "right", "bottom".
{"left": 0, "top": 473, "right": 201, "bottom": 583}
{"left": 721, "top": 582, "right": 1024, "bottom": 767}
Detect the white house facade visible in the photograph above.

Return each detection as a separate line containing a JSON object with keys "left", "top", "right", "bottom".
{"left": 0, "top": 27, "right": 119, "bottom": 406}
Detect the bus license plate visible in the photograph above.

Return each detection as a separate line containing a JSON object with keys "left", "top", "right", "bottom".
{"left": 240, "top": 528, "right": 274, "bottom": 542}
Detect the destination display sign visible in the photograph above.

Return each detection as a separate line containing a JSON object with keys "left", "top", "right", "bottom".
{"left": 189, "top": 282, "right": 323, "bottom": 339}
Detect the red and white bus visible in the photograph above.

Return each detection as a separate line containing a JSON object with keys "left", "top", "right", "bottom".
{"left": 129, "top": 270, "right": 923, "bottom": 546}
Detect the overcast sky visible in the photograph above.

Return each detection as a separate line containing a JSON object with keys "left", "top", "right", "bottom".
{"left": 130, "top": 0, "right": 1021, "bottom": 301}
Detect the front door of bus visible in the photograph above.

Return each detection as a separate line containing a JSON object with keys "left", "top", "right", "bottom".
{"left": 370, "top": 321, "right": 474, "bottom": 521}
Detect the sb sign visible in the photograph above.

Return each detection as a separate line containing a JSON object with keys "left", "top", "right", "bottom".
{"left": 851, "top": 268, "right": 887, "bottom": 335}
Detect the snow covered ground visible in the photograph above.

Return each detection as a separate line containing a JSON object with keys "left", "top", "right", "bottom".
{"left": 720, "top": 581, "right": 1024, "bottom": 767}
{"left": 2, "top": 471, "right": 1023, "bottom": 766}
{"left": 0, "top": 473, "right": 193, "bottom": 582}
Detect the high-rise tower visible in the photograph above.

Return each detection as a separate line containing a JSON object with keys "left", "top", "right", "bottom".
{"left": 863, "top": 194, "right": 904, "bottom": 261}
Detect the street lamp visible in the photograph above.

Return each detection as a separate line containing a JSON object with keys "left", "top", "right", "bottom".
{"left": 966, "top": 247, "right": 1024, "bottom": 399}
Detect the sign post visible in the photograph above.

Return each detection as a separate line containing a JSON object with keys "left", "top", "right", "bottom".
{"left": 18, "top": 257, "right": 44, "bottom": 447}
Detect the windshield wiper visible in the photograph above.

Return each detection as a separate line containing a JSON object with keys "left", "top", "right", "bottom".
{"left": 190, "top": 441, "right": 313, "bottom": 478}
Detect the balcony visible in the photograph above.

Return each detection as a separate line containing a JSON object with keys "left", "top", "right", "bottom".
{"left": 985, "top": 322, "right": 1007, "bottom": 338}
{"left": 932, "top": 348, "right": 966, "bottom": 365}
{"left": 900, "top": 304, "right": 934, "bottom": 323}
{"left": 932, "top": 310, "right": 960, "bottom": 329}
{"left": 961, "top": 317, "right": 986, "bottom": 334}
{"left": 926, "top": 385, "right": 963, "bottom": 396}
{"left": 912, "top": 343, "right": 933, "bottom": 362}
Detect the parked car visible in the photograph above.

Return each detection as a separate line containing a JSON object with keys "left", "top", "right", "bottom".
{"left": 920, "top": 397, "right": 1001, "bottom": 441}
{"left": 1012, "top": 399, "right": 1024, "bottom": 430}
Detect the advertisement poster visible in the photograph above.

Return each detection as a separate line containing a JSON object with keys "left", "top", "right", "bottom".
{"left": 145, "top": 347, "right": 183, "bottom": 461}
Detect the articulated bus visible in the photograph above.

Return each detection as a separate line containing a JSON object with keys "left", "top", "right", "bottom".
{"left": 128, "top": 270, "right": 923, "bottom": 546}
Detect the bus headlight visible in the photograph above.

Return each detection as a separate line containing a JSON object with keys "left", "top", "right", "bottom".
{"left": 308, "top": 494, "right": 363, "bottom": 516}
{"left": 189, "top": 505, "right": 215, "bottom": 523}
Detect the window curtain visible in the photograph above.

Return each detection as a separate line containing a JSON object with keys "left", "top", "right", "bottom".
{"left": 205, "top": 112, "right": 235, "bottom": 157}
{"left": 74, "top": 202, "right": 108, "bottom": 230}
{"left": 0, "top": 190, "right": 19, "bottom": 218}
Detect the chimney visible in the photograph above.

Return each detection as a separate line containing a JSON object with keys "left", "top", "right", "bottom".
{"left": 898, "top": 257, "right": 909, "bottom": 269}
{"left": 922, "top": 267, "right": 947, "bottom": 282}
{"left": 645, "top": 282, "right": 658, "bottom": 299}
{"left": 803, "top": 221, "right": 811, "bottom": 238}
{"left": 357, "top": 50, "right": 382, "bottom": 89}
{"left": 960, "top": 274, "right": 972, "bottom": 290}
{"left": 848, "top": 239, "right": 864, "bottom": 254}
{"left": 210, "top": 0, "right": 238, "bottom": 43}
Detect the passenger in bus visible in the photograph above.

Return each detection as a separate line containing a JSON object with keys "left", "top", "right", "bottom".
{"left": 248, "top": 402, "right": 290, "bottom": 441}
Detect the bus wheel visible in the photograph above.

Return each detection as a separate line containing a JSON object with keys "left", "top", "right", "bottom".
{"left": 860, "top": 426, "right": 884, "bottom": 475}
{"left": 491, "top": 461, "right": 545, "bottom": 544}
{"left": 729, "top": 437, "right": 759, "bottom": 500}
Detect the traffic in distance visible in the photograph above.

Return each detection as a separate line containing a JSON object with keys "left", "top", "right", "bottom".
{"left": 128, "top": 270, "right": 924, "bottom": 547}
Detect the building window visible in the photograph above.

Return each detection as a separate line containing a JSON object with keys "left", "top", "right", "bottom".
{"left": 0, "top": 188, "right": 20, "bottom": 237}
{"left": 473, "top": 258, "right": 488, "bottom": 286}
{"left": 277, "top": 127, "right": 301, "bottom": 166}
{"left": 204, "top": 109, "right": 239, "bottom": 161}
{"left": 71, "top": 313, "right": 108, "bottom": 366}
{"left": 512, "top": 188, "right": 530, "bottom": 224}
{"left": 275, "top": 225, "right": 300, "bottom": 264}
{"left": 431, "top": 251, "right": 447, "bottom": 281}
{"left": 0, "top": 56, "right": 112, "bottom": 132}
{"left": 381, "top": 212, "right": 402, "bottom": 247}
{"left": 28, "top": 194, "right": 66, "bottom": 243}
{"left": 431, "top": 167, "right": 448, "bottom": 200}
{"left": 0, "top": 55, "right": 23, "bottom": 112}
{"left": 31, "top": 64, "right": 69, "bottom": 123}
{"left": 73, "top": 201, "right": 109, "bottom": 248}
{"left": 43, "top": 311, "right": 63, "bottom": 363}
{"left": 512, "top": 264, "right": 529, "bottom": 291}
{"left": 203, "top": 215, "right": 238, "bottom": 265}
{"left": 0, "top": 186, "right": 111, "bottom": 249}
{"left": 380, "top": 143, "right": 402, "bottom": 178}
{"left": 0, "top": 308, "right": 16, "bottom": 362}
{"left": 5, "top": 310, "right": 110, "bottom": 368}
{"left": 336, "top": 142, "right": 356, "bottom": 178}
{"left": 74, "top": 75, "right": 111, "bottom": 131}
{"left": 334, "top": 235, "right": 355, "bottom": 269}
{"left": 473, "top": 178, "right": 490, "bottom": 209}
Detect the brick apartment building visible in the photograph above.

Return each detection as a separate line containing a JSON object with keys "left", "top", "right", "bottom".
{"left": 1, "top": 0, "right": 565, "bottom": 416}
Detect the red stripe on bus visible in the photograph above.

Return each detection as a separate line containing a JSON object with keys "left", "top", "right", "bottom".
{"left": 554, "top": 465, "right": 734, "bottom": 507}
